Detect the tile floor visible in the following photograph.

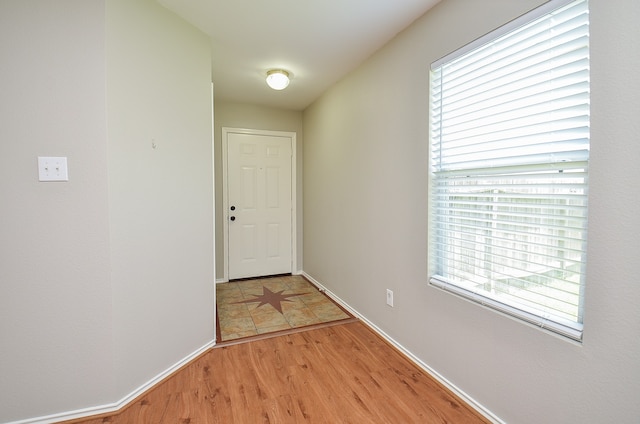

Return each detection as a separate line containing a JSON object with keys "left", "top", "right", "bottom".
{"left": 216, "top": 274, "right": 353, "bottom": 342}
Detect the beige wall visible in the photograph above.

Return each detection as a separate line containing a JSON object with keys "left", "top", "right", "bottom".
{"left": 213, "top": 101, "right": 303, "bottom": 281}
{"left": 107, "top": 0, "right": 214, "bottom": 399}
{"left": 0, "top": 0, "right": 215, "bottom": 421}
{"left": 302, "top": 0, "right": 640, "bottom": 423}
{"left": 0, "top": 1, "right": 115, "bottom": 421}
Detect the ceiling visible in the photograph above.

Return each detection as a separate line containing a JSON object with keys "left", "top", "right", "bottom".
{"left": 157, "top": 0, "right": 441, "bottom": 111}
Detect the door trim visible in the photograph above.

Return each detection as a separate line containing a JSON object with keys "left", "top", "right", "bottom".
{"left": 221, "top": 127, "right": 297, "bottom": 282}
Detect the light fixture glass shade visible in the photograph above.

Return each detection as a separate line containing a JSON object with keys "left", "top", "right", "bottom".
{"left": 266, "top": 69, "right": 290, "bottom": 90}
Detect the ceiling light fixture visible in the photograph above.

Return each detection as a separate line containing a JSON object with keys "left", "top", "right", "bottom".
{"left": 266, "top": 69, "right": 290, "bottom": 90}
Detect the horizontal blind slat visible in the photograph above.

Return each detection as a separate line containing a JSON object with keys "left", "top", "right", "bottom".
{"left": 441, "top": 37, "right": 589, "bottom": 99}
{"left": 429, "top": 0, "right": 589, "bottom": 338}
{"left": 432, "top": 229, "right": 588, "bottom": 258}
{"left": 433, "top": 161, "right": 588, "bottom": 177}
{"left": 441, "top": 76, "right": 590, "bottom": 129}
{"left": 430, "top": 252, "right": 585, "bottom": 292}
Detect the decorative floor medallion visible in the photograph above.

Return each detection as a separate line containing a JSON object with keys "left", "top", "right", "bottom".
{"left": 216, "top": 275, "right": 355, "bottom": 342}
{"left": 231, "top": 286, "right": 310, "bottom": 314}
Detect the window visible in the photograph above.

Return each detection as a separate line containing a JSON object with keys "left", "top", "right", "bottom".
{"left": 429, "top": 0, "right": 589, "bottom": 341}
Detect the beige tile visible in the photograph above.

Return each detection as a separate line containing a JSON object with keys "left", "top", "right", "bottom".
{"left": 261, "top": 281, "right": 291, "bottom": 293}
{"left": 283, "top": 308, "right": 322, "bottom": 327}
{"left": 284, "top": 279, "right": 315, "bottom": 291}
{"left": 250, "top": 305, "right": 289, "bottom": 328}
{"left": 256, "top": 322, "right": 292, "bottom": 334}
{"left": 217, "top": 291, "right": 245, "bottom": 304}
{"left": 216, "top": 282, "right": 242, "bottom": 294}
{"left": 219, "top": 317, "right": 256, "bottom": 338}
{"left": 218, "top": 299, "right": 249, "bottom": 313}
{"left": 237, "top": 279, "right": 280, "bottom": 293}
{"left": 234, "top": 281, "right": 263, "bottom": 293}
{"left": 222, "top": 329, "right": 259, "bottom": 341}
{"left": 279, "top": 296, "right": 306, "bottom": 310}
{"left": 217, "top": 304, "right": 251, "bottom": 320}
{"left": 299, "top": 292, "right": 333, "bottom": 307}
{"left": 311, "top": 303, "right": 350, "bottom": 321}
{"left": 288, "top": 274, "right": 309, "bottom": 284}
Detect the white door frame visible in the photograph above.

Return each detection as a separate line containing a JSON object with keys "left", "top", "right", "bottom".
{"left": 221, "top": 127, "right": 297, "bottom": 282}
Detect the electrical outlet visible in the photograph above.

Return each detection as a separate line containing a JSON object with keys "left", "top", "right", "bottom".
{"left": 38, "top": 156, "right": 68, "bottom": 181}
{"left": 386, "top": 289, "right": 394, "bottom": 307}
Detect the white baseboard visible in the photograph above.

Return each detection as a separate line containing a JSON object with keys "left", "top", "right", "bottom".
{"left": 8, "top": 340, "right": 215, "bottom": 424}
{"left": 301, "top": 271, "right": 505, "bottom": 424}
{"left": 15, "top": 272, "right": 500, "bottom": 424}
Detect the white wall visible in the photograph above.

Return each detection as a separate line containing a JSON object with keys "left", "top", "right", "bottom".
{"left": 0, "top": 1, "right": 115, "bottom": 421}
{"left": 302, "top": 0, "right": 640, "bottom": 423}
{"left": 0, "top": 0, "right": 215, "bottom": 422}
{"left": 213, "top": 101, "right": 303, "bottom": 281}
{"left": 106, "top": 0, "right": 214, "bottom": 400}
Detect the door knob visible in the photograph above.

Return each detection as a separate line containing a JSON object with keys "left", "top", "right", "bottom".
{"left": 230, "top": 206, "right": 236, "bottom": 211}
{"left": 230, "top": 216, "right": 236, "bottom": 221}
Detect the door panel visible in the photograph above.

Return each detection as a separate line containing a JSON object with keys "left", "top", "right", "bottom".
{"left": 227, "top": 132, "right": 292, "bottom": 279}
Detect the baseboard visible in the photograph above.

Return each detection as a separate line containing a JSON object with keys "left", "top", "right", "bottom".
{"left": 16, "top": 273, "right": 499, "bottom": 424}
{"left": 8, "top": 340, "right": 216, "bottom": 424}
{"left": 301, "top": 271, "right": 505, "bottom": 424}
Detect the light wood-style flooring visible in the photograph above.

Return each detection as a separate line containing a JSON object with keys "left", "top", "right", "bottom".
{"left": 64, "top": 322, "right": 489, "bottom": 423}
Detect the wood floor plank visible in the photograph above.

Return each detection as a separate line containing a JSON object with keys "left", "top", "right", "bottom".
{"left": 62, "top": 322, "right": 490, "bottom": 424}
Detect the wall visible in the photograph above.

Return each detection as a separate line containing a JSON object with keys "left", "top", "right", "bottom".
{"left": 0, "top": 0, "right": 215, "bottom": 422}
{"left": 213, "top": 101, "right": 303, "bottom": 281}
{"left": 302, "top": 0, "right": 640, "bottom": 423}
{"left": 107, "top": 0, "right": 214, "bottom": 399}
{"left": 0, "top": 1, "right": 115, "bottom": 421}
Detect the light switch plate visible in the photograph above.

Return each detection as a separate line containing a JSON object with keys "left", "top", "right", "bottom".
{"left": 38, "top": 157, "right": 68, "bottom": 181}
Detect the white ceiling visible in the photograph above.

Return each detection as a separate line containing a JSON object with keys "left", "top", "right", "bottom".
{"left": 157, "top": 0, "right": 441, "bottom": 110}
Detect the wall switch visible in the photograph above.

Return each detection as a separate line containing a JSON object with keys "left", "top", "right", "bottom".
{"left": 38, "top": 157, "right": 68, "bottom": 181}
{"left": 386, "top": 289, "right": 394, "bottom": 307}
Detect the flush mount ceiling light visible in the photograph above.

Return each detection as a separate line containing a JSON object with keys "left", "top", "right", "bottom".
{"left": 266, "top": 69, "right": 290, "bottom": 90}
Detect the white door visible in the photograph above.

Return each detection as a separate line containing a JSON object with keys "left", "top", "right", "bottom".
{"left": 226, "top": 132, "right": 292, "bottom": 280}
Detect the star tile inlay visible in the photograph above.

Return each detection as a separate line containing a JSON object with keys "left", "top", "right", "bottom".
{"left": 232, "top": 287, "right": 310, "bottom": 314}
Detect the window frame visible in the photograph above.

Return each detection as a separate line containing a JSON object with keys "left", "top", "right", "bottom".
{"left": 428, "top": 0, "right": 589, "bottom": 342}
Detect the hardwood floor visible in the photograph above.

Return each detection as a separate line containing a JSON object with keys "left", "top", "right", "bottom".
{"left": 64, "top": 322, "right": 490, "bottom": 423}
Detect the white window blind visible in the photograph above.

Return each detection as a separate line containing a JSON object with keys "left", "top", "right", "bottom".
{"left": 429, "top": 0, "right": 589, "bottom": 341}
